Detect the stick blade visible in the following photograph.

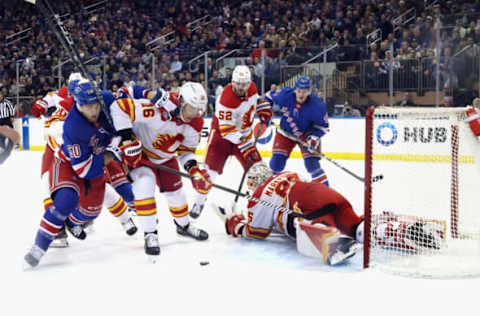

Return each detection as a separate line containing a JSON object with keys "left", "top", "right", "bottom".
{"left": 25, "top": 0, "right": 36, "bottom": 4}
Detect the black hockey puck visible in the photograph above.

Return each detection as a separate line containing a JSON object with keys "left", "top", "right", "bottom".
{"left": 199, "top": 261, "right": 210, "bottom": 266}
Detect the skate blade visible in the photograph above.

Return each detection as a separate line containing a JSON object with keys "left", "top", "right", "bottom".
{"left": 50, "top": 240, "right": 69, "bottom": 248}
{"left": 146, "top": 255, "right": 159, "bottom": 264}
{"left": 328, "top": 244, "right": 363, "bottom": 266}
{"left": 22, "top": 260, "right": 37, "bottom": 271}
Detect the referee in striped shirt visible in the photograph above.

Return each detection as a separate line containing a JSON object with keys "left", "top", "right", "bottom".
{"left": 0, "top": 90, "right": 20, "bottom": 164}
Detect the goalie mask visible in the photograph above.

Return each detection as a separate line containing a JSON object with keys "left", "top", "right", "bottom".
{"left": 246, "top": 161, "right": 273, "bottom": 192}
{"left": 178, "top": 81, "right": 207, "bottom": 122}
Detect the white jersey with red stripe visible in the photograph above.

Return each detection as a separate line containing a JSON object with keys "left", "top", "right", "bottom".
{"left": 212, "top": 82, "right": 259, "bottom": 144}
{"left": 243, "top": 171, "right": 303, "bottom": 239}
{"left": 41, "top": 87, "right": 74, "bottom": 153}
{"left": 110, "top": 94, "right": 203, "bottom": 166}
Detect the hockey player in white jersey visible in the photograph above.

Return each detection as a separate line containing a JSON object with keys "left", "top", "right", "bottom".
{"left": 189, "top": 65, "right": 272, "bottom": 219}
{"left": 110, "top": 81, "right": 211, "bottom": 258}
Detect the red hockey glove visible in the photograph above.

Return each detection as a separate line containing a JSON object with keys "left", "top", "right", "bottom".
{"left": 238, "top": 142, "right": 261, "bottom": 167}
{"left": 466, "top": 108, "right": 480, "bottom": 140}
{"left": 306, "top": 135, "right": 321, "bottom": 153}
{"left": 256, "top": 99, "right": 272, "bottom": 126}
{"left": 31, "top": 99, "right": 47, "bottom": 118}
{"left": 226, "top": 214, "right": 246, "bottom": 237}
{"left": 120, "top": 138, "right": 142, "bottom": 168}
{"left": 188, "top": 163, "right": 213, "bottom": 194}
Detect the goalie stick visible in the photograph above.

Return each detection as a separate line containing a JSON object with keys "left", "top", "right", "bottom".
{"left": 25, "top": 0, "right": 114, "bottom": 127}
{"left": 272, "top": 123, "right": 383, "bottom": 183}
{"left": 155, "top": 164, "right": 330, "bottom": 220}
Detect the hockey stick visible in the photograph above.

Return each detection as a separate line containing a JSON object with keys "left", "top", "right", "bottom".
{"left": 155, "top": 164, "right": 326, "bottom": 220}
{"left": 26, "top": 0, "right": 114, "bottom": 127}
{"left": 272, "top": 123, "right": 383, "bottom": 183}
{"left": 232, "top": 122, "right": 265, "bottom": 210}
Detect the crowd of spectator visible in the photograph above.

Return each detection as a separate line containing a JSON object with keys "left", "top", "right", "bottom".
{"left": 2, "top": 0, "right": 480, "bottom": 114}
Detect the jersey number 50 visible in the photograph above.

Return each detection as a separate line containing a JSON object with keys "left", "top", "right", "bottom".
{"left": 67, "top": 144, "right": 81, "bottom": 158}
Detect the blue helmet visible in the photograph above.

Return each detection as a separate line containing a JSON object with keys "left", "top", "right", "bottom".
{"left": 73, "top": 79, "right": 98, "bottom": 106}
{"left": 67, "top": 72, "right": 84, "bottom": 96}
{"left": 295, "top": 76, "right": 312, "bottom": 90}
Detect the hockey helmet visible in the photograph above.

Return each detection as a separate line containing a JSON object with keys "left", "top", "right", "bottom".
{"left": 179, "top": 81, "right": 207, "bottom": 114}
{"left": 232, "top": 65, "right": 251, "bottom": 84}
{"left": 246, "top": 161, "right": 273, "bottom": 192}
{"left": 73, "top": 79, "right": 98, "bottom": 106}
{"left": 295, "top": 76, "right": 312, "bottom": 90}
{"left": 67, "top": 72, "right": 84, "bottom": 96}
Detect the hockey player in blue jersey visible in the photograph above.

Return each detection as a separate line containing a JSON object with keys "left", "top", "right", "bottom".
{"left": 24, "top": 79, "right": 123, "bottom": 268}
{"left": 266, "top": 76, "right": 330, "bottom": 185}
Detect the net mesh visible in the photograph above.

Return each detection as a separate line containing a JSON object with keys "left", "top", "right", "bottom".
{"left": 366, "top": 106, "right": 480, "bottom": 278}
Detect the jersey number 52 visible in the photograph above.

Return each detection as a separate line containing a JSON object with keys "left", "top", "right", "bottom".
{"left": 218, "top": 110, "right": 232, "bottom": 120}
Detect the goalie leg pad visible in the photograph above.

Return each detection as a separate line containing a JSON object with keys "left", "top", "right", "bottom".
{"left": 296, "top": 221, "right": 362, "bottom": 265}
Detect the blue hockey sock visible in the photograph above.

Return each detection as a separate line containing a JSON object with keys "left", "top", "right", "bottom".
{"left": 35, "top": 188, "right": 78, "bottom": 251}
{"left": 270, "top": 153, "right": 288, "bottom": 174}
{"left": 114, "top": 182, "right": 134, "bottom": 204}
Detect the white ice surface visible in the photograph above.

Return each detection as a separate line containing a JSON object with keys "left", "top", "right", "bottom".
{"left": 0, "top": 151, "right": 477, "bottom": 315}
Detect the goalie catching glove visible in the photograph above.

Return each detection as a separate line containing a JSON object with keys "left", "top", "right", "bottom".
{"left": 185, "top": 161, "right": 213, "bottom": 194}
{"left": 120, "top": 138, "right": 142, "bottom": 168}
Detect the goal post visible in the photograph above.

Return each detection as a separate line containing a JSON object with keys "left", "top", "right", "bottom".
{"left": 364, "top": 106, "right": 480, "bottom": 278}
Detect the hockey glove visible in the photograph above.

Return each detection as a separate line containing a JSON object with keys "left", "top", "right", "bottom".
{"left": 306, "top": 135, "right": 321, "bottom": 153}
{"left": 120, "top": 138, "right": 142, "bottom": 168}
{"left": 256, "top": 99, "right": 273, "bottom": 126}
{"left": 106, "top": 136, "right": 122, "bottom": 162}
{"left": 187, "top": 163, "right": 213, "bottom": 195}
{"left": 31, "top": 99, "right": 48, "bottom": 118}
{"left": 238, "top": 140, "right": 261, "bottom": 167}
{"left": 151, "top": 88, "right": 169, "bottom": 108}
{"left": 225, "top": 214, "right": 246, "bottom": 237}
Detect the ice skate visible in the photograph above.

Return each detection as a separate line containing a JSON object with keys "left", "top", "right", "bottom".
{"left": 406, "top": 222, "right": 442, "bottom": 250}
{"left": 66, "top": 222, "right": 87, "bottom": 240}
{"left": 189, "top": 203, "right": 204, "bottom": 219}
{"left": 50, "top": 226, "right": 69, "bottom": 248}
{"left": 121, "top": 217, "right": 137, "bottom": 236}
{"left": 81, "top": 220, "right": 94, "bottom": 234}
{"left": 326, "top": 236, "right": 363, "bottom": 266}
{"left": 23, "top": 245, "right": 45, "bottom": 269}
{"left": 144, "top": 232, "right": 160, "bottom": 262}
{"left": 175, "top": 220, "right": 209, "bottom": 241}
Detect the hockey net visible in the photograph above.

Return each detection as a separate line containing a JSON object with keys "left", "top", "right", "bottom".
{"left": 364, "top": 106, "right": 480, "bottom": 278}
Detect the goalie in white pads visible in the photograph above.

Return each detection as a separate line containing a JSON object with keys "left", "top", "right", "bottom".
{"left": 110, "top": 81, "right": 211, "bottom": 259}
{"left": 218, "top": 162, "right": 444, "bottom": 265}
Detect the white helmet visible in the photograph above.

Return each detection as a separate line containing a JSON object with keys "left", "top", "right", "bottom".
{"left": 246, "top": 161, "right": 273, "bottom": 192}
{"left": 232, "top": 65, "right": 251, "bottom": 83}
{"left": 179, "top": 81, "right": 207, "bottom": 113}
{"left": 68, "top": 72, "right": 84, "bottom": 83}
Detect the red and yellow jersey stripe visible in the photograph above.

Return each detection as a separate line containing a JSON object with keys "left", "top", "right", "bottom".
{"left": 245, "top": 225, "right": 272, "bottom": 240}
{"left": 116, "top": 98, "right": 136, "bottom": 123}
{"left": 218, "top": 124, "right": 238, "bottom": 137}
